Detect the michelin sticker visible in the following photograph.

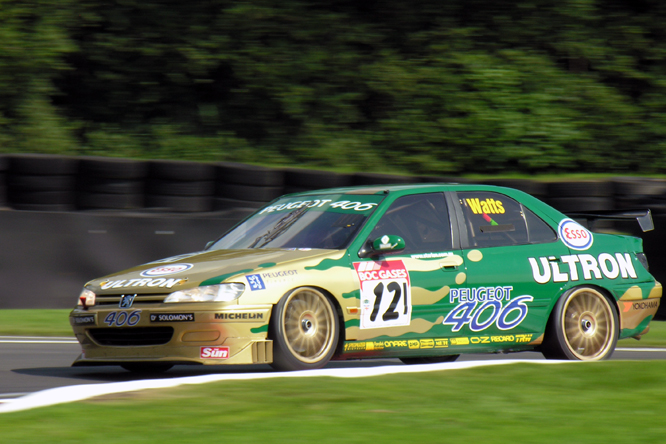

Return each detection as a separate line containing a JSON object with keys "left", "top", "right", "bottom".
{"left": 558, "top": 219, "right": 593, "bottom": 250}
{"left": 354, "top": 260, "right": 412, "bottom": 329}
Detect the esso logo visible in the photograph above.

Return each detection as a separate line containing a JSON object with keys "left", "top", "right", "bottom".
{"left": 140, "top": 263, "right": 193, "bottom": 277}
{"left": 200, "top": 346, "right": 229, "bottom": 359}
{"left": 558, "top": 219, "right": 593, "bottom": 250}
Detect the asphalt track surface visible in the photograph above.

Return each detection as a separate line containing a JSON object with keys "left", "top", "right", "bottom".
{"left": 2, "top": 337, "right": 666, "bottom": 410}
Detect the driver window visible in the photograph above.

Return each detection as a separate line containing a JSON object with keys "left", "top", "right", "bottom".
{"left": 366, "top": 193, "right": 453, "bottom": 255}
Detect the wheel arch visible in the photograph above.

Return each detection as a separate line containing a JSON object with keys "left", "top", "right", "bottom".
{"left": 541, "top": 283, "right": 620, "bottom": 360}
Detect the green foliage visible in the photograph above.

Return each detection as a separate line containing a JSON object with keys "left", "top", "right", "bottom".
{"left": 3, "top": 0, "right": 666, "bottom": 174}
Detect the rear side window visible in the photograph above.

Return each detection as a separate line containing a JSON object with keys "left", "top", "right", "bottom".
{"left": 458, "top": 191, "right": 556, "bottom": 248}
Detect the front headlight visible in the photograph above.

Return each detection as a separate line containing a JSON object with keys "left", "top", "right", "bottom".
{"left": 164, "top": 283, "right": 245, "bottom": 303}
{"left": 78, "top": 289, "right": 96, "bottom": 308}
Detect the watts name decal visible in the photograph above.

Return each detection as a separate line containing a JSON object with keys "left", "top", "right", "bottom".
{"left": 466, "top": 198, "right": 505, "bottom": 215}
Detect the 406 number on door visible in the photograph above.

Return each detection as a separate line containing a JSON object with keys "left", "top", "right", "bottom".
{"left": 354, "top": 260, "right": 412, "bottom": 329}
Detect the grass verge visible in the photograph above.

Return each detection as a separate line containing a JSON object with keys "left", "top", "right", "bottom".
{"left": 1, "top": 361, "right": 665, "bottom": 442}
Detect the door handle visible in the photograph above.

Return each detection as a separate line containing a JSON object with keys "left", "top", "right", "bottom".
{"left": 440, "top": 255, "right": 464, "bottom": 270}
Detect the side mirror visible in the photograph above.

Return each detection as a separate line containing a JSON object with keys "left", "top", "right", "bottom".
{"left": 371, "top": 235, "right": 405, "bottom": 255}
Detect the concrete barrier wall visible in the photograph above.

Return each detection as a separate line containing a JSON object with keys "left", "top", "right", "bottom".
{"left": 1, "top": 154, "right": 664, "bottom": 319}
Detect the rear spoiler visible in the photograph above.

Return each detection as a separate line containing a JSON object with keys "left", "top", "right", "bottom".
{"left": 568, "top": 209, "right": 654, "bottom": 232}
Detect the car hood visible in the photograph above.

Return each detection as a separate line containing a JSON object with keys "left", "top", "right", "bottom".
{"left": 87, "top": 248, "right": 342, "bottom": 294}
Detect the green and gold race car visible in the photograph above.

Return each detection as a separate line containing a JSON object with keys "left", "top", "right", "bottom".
{"left": 69, "top": 184, "right": 662, "bottom": 372}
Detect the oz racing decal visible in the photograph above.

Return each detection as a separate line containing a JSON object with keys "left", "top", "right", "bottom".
{"left": 354, "top": 260, "right": 412, "bottom": 329}
{"left": 558, "top": 219, "right": 593, "bottom": 250}
{"left": 444, "top": 286, "right": 533, "bottom": 332}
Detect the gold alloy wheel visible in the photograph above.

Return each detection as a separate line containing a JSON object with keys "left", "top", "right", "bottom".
{"left": 281, "top": 288, "right": 336, "bottom": 364}
{"left": 561, "top": 288, "right": 616, "bottom": 360}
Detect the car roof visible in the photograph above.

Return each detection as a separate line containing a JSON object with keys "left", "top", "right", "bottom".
{"left": 284, "top": 182, "right": 520, "bottom": 196}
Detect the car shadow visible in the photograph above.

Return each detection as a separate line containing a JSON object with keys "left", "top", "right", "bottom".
{"left": 11, "top": 359, "right": 405, "bottom": 383}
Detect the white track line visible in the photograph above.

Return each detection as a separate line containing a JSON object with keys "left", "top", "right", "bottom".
{"left": 0, "top": 336, "right": 78, "bottom": 344}
{"left": 0, "top": 359, "right": 570, "bottom": 414}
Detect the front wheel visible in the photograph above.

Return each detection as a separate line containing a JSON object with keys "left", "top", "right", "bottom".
{"left": 270, "top": 287, "right": 339, "bottom": 371}
{"left": 542, "top": 286, "right": 618, "bottom": 361}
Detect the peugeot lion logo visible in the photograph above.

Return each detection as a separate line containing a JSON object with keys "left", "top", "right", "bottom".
{"left": 119, "top": 294, "right": 137, "bottom": 308}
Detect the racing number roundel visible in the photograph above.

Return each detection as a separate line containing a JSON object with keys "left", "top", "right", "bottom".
{"left": 354, "top": 260, "right": 412, "bottom": 329}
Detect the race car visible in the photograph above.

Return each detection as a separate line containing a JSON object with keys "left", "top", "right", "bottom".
{"left": 69, "top": 184, "right": 662, "bottom": 372}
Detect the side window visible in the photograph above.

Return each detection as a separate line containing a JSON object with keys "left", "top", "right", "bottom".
{"left": 366, "top": 193, "right": 453, "bottom": 255}
{"left": 458, "top": 191, "right": 556, "bottom": 248}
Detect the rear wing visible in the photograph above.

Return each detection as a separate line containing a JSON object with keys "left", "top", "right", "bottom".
{"left": 568, "top": 209, "right": 654, "bottom": 232}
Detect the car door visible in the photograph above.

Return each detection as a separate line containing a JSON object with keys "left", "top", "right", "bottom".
{"left": 449, "top": 190, "right": 566, "bottom": 346}
{"left": 351, "top": 192, "right": 466, "bottom": 347}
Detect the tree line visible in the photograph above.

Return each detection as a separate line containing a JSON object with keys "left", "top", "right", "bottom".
{"left": 2, "top": 0, "right": 665, "bottom": 175}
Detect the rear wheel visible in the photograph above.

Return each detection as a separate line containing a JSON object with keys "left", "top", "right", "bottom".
{"left": 400, "top": 355, "right": 460, "bottom": 365}
{"left": 270, "top": 287, "right": 339, "bottom": 371}
{"left": 542, "top": 286, "right": 618, "bottom": 361}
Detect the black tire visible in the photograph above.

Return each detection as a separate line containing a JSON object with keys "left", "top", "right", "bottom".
{"left": 147, "top": 179, "right": 214, "bottom": 196}
{"left": 216, "top": 162, "right": 285, "bottom": 186}
{"left": 8, "top": 174, "right": 75, "bottom": 192}
{"left": 77, "top": 192, "right": 144, "bottom": 210}
{"left": 11, "top": 202, "right": 74, "bottom": 211}
{"left": 613, "top": 177, "right": 666, "bottom": 197}
{"left": 269, "top": 287, "right": 339, "bottom": 371}
{"left": 145, "top": 194, "right": 212, "bottom": 212}
{"left": 352, "top": 172, "right": 414, "bottom": 185}
{"left": 284, "top": 168, "right": 352, "bottom": 189}
{"left": 9, "top": 190, "right": 75, "bottom": 205}
{"left": 78, "top": 157, "right": 148, "bottom": 180}
{"left": 481, "top": 179, "right": 547, "bottom": 197}
{"left": 78, "top": 177, "right": 144, "bottom": 195}
{"left": 541, "top": 286, "right": 618, "bottom": 361}
{"left": 149, "top": 160, "right": 215, "bottom": 181}
{"left": 400, "top": 355, "right": 460, "bottom": 365}
{"left": 217, "top": 183, "right": 283, "bottom": 202}
{"left": 9, "top": 154, "right": 78, "bottom": 175}
{"left": 120, "top": 362, "right": 174, "bottom": 373}
{"left": 545, "top": 196, "right": 614, "bottom": 213}
{"left": 419, "top": 175, "right": 470, "bottom": 184}
{"left": 547, "top": 180, "right": 614, "bottom": 197}
{"left": 212, "top": 197, "right": 266, "bottom": 211}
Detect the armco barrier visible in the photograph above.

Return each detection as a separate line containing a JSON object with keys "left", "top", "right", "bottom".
{"left": 0, "top": 154, "right": 665, "bottom": 319}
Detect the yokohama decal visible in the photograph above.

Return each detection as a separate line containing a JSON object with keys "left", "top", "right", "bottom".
{"left": 354, "top": 260, "right": 412, "bottom": 329}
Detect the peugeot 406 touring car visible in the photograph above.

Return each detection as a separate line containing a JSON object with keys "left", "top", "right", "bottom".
{"left": 70, "top": 184, "right": 661, "bottom": 372}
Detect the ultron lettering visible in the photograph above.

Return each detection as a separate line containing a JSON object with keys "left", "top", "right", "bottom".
{"left": 100, "top": 278, "right": 186, "bottom": 290}
{"left": 529, "top": 253, "right": 637, "bottom": 284}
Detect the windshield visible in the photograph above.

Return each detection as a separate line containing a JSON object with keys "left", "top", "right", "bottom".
{"left": 210, "top": 194, "right": 384, "bottom": 250}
